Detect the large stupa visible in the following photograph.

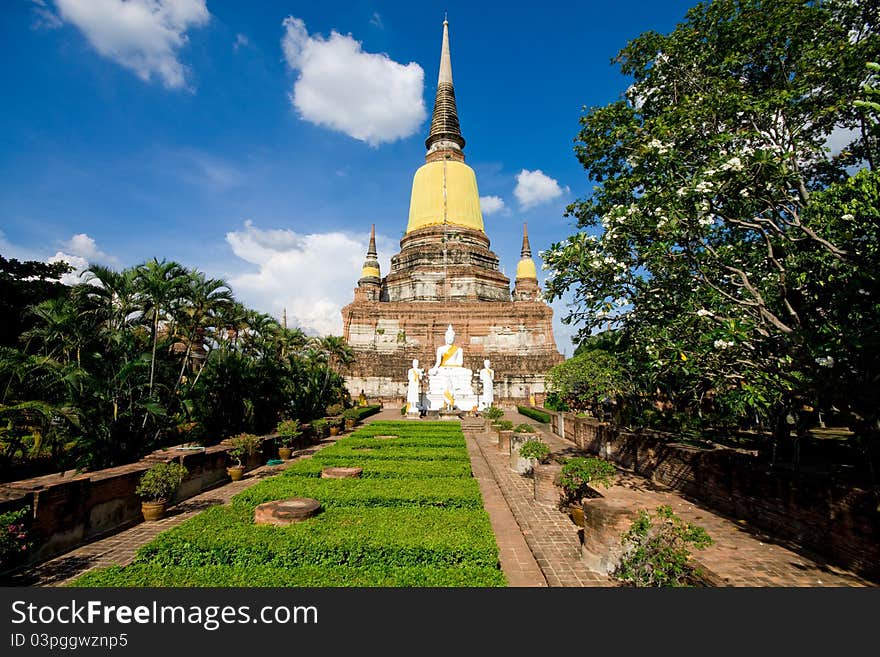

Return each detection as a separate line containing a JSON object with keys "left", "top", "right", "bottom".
{"left": 341, "top": 19, "right": 563, "bottom": 404}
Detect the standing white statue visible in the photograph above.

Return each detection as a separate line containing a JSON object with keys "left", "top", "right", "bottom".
{"left": 478, "top": 359, "right": 495, "bottom": 410}
{"left": 406, "top": 358, "right": 423, "bottom": 414}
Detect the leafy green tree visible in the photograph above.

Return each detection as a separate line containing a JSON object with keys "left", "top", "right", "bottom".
{"left": 0, "top": 256, "right": 71, "bottom": 348}
{"left": 543, "top": 0, "right": 880, "bottom": 453}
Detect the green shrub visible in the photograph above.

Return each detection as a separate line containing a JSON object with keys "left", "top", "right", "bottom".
{"left": 68, "top": 563, "right": 505, "bottom": 588}
{"left": 282, "top": 458, "right": 473, "bottom": 480}
{"left": 310, "top": 418, "right": 328, "bottom": 438}
{"left": 613, "top": 505, "right": 714, "bottom": 587}
{"left": 227, "top": 433, "right": 262, "bottom": 467}
{"left": 483, "top": 406, "right": 504, "bottom": 421}
{"left": 518, "top": 439, "right": 551, "bottom": 463}
{"left": 132, "top": 506, "right": 499, "bottom": 569}
{"left": 517, "top": 406, "right": 551, "bottom": 423}
{"left": 556, "top": 457, "right": 616, "bottom": 504}
{"left": 495, "top": 420, "right": 514, "bottom": 431}
{"left": 135, "top": 462, "right": 188, "bottom": 502}
{"left": 513, "top": 423, "right": 536, "bottom": 433}
{"left": 275, "top": 419, "right": 302, "bottom": 447}
{"left": 233, "top": 476, "right": 482, "bottom": 510}
{"left": 315, "top": 444, "right": 469, "bottom": 462}
{"left": 325, "top": 403, "right": 345, "bottom": 416}
{"left": 0, "top": 508, "right": 31, "bottom": 572}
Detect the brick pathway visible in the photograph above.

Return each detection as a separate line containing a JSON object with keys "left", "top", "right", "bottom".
{"left": 470, "top": 410, "right": 874, "bottom": 587}
{"left": 8, "top": 408, "right": 875, "bottom": 588}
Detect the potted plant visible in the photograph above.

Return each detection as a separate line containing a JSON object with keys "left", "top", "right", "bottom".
{"left": 275, "top": 419, "right": 302, "bottom": 460}
{"left": 311, "top": 418, "right": 329, "bottom": 440}
{"left": 342, "top": 407, "right": 360, "bottom": 431}
{"left": 328, "top": 416, "right": 343, "bottom": 436}
{"left": 556, "top": 456, "right": 616, "bottom": 526}
{"left": 136, "top": 462, "right": 188, "bottom": 521}
{"left": 227, "top": 433, "right": 262, "bottom": 481}
{"left": 495, "top": 420, "right": 514, "bottom": 451}
{"left": 484, "top": 406, "right": 504, "bottom": 422}
{"left": 509, "top": 424, "right": 539, "bottom": 473}
{"left": 326, "top": 403, "right": 345, "bottom": 435}
{"left": 519, "top": 439, "right": 551, "bottom": 467}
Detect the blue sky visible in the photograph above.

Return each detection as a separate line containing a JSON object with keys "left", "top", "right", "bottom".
{"left": 1, "top": 0, "right": 697, "bottom": 354}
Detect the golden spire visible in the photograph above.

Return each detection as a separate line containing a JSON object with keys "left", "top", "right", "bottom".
{"left": 358, "top": 224, "right": 381, "bottom": 285}
{"left": 516, "top": 223, "right": 537, "bottom": 280}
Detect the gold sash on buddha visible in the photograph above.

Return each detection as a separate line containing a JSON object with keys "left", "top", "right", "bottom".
{"left": 439, "top": 345, "right": 460, "bottom": 367}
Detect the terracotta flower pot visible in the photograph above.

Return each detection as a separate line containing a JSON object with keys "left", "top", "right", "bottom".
{"left": 141, "top": 500, "right": 167, "bottom": 521}
{"left": 227, "top": 466, "right": 245, "bottom": 482}
{"left": 569, "top": 502, "right": 585, "bottom": 527}
{"left": 278, "top": 447, "right": 293, "bottom": 460}
{"left": 329, "top": 426, "right": 340, "bottom": 436}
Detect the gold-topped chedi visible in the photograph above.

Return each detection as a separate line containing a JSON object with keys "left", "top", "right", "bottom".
{"left": 341, "top": 19, "right": 563, "bottom": 405}
{"left": 515, "top": 223, "right": 538, "bottom": 280}
{"left": 406, "top": 160, "right": 484, "bottom": 234}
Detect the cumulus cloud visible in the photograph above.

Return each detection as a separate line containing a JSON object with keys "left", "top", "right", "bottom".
{"left": 61, "top": 233, "right": 119, "bottom": 264}
{"left": 514, "top": 169, "right": 568, "bottom": 209}
{"left": 479, "top": 195, "right": 506, "bottom": 216}
{"left": 47, "top": 233, "right": 117, "bottom": 285}
{"left": 54, "top": 0, "right": 210, "bottom": 89}
{"left": 281, "top": 16, "right": 426, "bottom": 146}
{"left": 225, "top": 221, "right": 392, "bottom": 336}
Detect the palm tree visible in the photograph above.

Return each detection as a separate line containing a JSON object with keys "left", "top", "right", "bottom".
{"left": 173, "top": 269, "right": 233, "bottom": 391}
{"left": 134, "top": 258, "right": 186, "bottom": 398}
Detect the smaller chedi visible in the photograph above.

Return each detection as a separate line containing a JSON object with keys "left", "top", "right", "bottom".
{"left": 425, "top": 325, "right": 478, "bottom": 411}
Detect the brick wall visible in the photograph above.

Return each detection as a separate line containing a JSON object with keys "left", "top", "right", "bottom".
{"left": 0, "top": 433, "right": 282, "bottom": 567}
{"left": 548, "top": 411, "right": 880, "bottom": 581}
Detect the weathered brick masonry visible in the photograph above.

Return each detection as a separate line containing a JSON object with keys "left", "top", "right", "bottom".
{"left": 549, "top": 412, "right": 880, "bottom": 580}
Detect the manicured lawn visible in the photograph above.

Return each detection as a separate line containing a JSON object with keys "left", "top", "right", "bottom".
{"left": 69, "top": 421, "right": 505, "bottom": 587}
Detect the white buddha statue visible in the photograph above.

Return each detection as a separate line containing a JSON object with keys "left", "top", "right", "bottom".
{"left": 429, "top": 324, "right": 464, "bottom": 374}
{"left": 425, "top": 324, "right": 478, "bottom": 411}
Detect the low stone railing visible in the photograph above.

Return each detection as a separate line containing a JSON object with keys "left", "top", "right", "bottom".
{"left": 0, "top": 433, "right": 283, "bottom": 567}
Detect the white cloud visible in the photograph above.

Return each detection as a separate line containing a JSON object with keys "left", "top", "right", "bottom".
{"left": 54, "top": 0, "right": 210, "bottom": 89}
{"left": 369, "top": 13, "right": 384, "bottom": 30}
{"left": 47, "top": 252, "right": 89, "bottom": 285}
{"left": 514, "top": 169, "right": 568, "bottom": 209}
{"left": 47, "top": 232, "right": 118, "bottom": 285}
{"left": 62, "top": 233, "right": 119, "bottom": 264}
{"left": 281, "top": 16, "right": 426, "bottom": 146}
{"left": 479, "top": 195, "right": 506, "bottom": 215}
{"left": 225, "top": 220, "right": 393, "bottom": 336}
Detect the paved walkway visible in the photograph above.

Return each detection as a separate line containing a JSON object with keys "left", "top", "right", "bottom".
{"left": 6, "top": 408, "right": 875, "bottom": 587}
{"left": 473, "top": 409, "right": 874, "bottom": 587}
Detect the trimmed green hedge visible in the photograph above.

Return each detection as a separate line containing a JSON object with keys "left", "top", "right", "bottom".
{"left": 314, "top": 444, "right": 469, "bottom": 462}
{"left": 517, "top": 406, "right": 551, "bottom": 424}
{"left": 232, "top": 476, "right": 483, "bottom": 510}
{"left": 69, "top": 563, "right": 505, "bottom": 587}
{"left": 280, "top": 458, "right": 473, "bottom": 479}
{"left": 68, "top": 420, "right": 504, "bottom": 587}
{"left": 133, "top": 506, "right": 498, "bottom": 569}
{"left": 342, "top": 405, "right": 382, "bottom": 421}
